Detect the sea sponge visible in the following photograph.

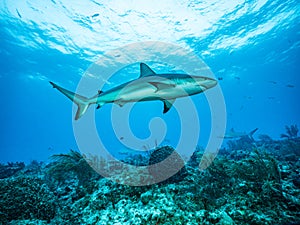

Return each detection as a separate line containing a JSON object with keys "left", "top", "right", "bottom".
{"left": 148, "top": 146, "right": 188, "bottom": 184}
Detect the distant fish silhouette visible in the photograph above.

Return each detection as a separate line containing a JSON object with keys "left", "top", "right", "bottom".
{"left": 91, "top": 13, "right": 100, "bottom": 18}
{"left": 219, "top": 128, "right": 258, "bottom": 140}
{"left": 286, "top": 84, "right": 295, "bottom": 88}
{"left": 243, "top": 96, "right": 252, "bottom": 100}
{"left": 269, "top": 80, "right": 277, "bottom": 84}
{"left": 118, "top": 149, "right": 130, "bottom": 155}
{"left": 16, "top": 9, "right": 22, "bottom": 18}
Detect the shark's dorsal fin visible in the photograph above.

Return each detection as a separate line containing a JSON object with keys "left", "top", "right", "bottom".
{"left": 162, "top": 99, "right": 175, "bottom": 113}
{"left": 140, "top": 63, "right": 156, "bottom": 77}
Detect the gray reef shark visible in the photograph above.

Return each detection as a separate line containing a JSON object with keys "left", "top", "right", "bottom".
{"left": 50, "top": 63, "right": 217, "bottom": 120}
{"left": 220, "top": 128, "right": 258, "bottom": 140}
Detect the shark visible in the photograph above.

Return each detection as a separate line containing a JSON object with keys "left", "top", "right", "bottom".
{"left": 220, "top": 128, "right": 259, "bottom": 140}
{"left": 50, "top": 63, "right": 217, "bottom": 120}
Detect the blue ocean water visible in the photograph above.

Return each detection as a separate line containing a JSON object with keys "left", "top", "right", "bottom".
{"left": 0, "top": 0, "right": 299, "bottom": 163}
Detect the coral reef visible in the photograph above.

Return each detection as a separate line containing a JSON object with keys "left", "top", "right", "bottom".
{"left": 0, "top": 162, "right": 25, "bottom": 179}
{"left": 0, "top": 176, "right": 56, "bottom": 224}
{"left": 148, "top": 146, "right": 188, "bottom": 184}
{"left": 1, "top": 127, "right": 300, "bottom": 224}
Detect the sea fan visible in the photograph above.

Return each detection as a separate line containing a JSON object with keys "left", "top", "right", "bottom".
{"left": 47, "top": 150, "right": 99, "bottom": 187}
{"left": 281, "top": 124, "right": 299, "bottom": 139}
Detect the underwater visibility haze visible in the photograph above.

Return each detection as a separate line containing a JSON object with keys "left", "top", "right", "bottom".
{"left": 0, "top": 0, "right": 300, "bottom": 224}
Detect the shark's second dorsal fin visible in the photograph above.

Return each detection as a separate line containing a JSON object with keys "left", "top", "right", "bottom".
{"left": 140, "top": 63, "right": 156, "bottom": 77}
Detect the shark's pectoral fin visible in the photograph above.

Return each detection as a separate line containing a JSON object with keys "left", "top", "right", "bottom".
{"left": 162, "top": 99, "right": 175, "bottom": 114}
{"left": 149, "top": 82, "right": 176, "bottom": 92}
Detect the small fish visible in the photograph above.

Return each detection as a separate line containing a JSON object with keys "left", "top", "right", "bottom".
{"left": 119, "top": 151, "right": 129, "bottom": 155}
{"left": 217, "top": 77, "right": 223, "bottom": 81}
{"left": 91, "top": 13, "right": 100, "bottom": 18}
{"left": 286, "top": 84, "right": 295, "bottom": 88}
{"left": 269, "top": 80, "right": 277, "bottom": 84}
{"left": 16, "top": 9, "right": 22, "bottom": 18}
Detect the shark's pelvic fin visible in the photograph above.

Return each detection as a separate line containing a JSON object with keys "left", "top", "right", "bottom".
{"left": 49, "top": 81, "right": 91, "bottom": 120}
{"left": 140, "top": 63, "right": 156, "bottom": 77}
{"left": 162, "top": 99, "right": 175, "bottom": 113}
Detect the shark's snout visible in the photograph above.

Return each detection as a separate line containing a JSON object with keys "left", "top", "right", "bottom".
{"left": 206, "top": 78, "right": 217, "bottom": 88}
{"left": 194, "top": 77, "right": 217, "bottom": 90}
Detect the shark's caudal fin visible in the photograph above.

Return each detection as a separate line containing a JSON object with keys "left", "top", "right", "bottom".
{"left": 49, "top": 81, "right": 92, "bottom": 120}
{"left": 248, "top": 128, "right": 258, "bottom": 141}
{"left": 249, "top": 128, "right": 258, "bottom": 136}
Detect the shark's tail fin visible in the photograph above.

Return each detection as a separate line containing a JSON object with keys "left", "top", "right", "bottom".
{"left": 249, "top": 128, "right": 258, "bottom": 136}
{"left": 248, "top": 128, "right": 258, "bottom": 141}
{"left": 49, "top": 81, "right": 92, "bottom": 120}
